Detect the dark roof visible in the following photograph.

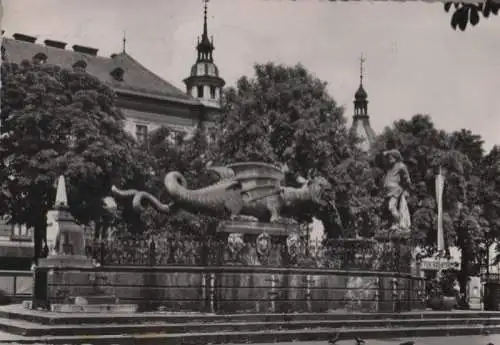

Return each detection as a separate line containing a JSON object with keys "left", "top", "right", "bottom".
{"left": 2, "top": 37, "right": 201, "bottom": 106}
{"left": 354, "top": 84, "right": 368, "bottom": 100}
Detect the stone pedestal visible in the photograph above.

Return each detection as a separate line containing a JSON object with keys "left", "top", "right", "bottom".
{"left": 216, "top": 220, "right": 300, "bottom": 266}
{"left": 373, "top": 227, "right": 413, "bottom": 274}
{"left": 374, "top": 227, "right": 414, "bottom": 312}
{"left": 215, "top": 220, "right": 301, "bottom": 313}
{"left": 332, "top": 232, "right": 414, "bottom": 313}
{"left": 330, "top": 238, "right": 380, "bottom": 312}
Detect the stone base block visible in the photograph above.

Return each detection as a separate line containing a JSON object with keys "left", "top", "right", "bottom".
{"left": 50, "top": 303, "right": 138, "bottom": 313}
{"left": 217, "top": 220, "right": 300, "bottom": 236}
{"left": 22, "top": 300, "right": 137, "bottom": 313}
{"left": 39, "top": 255, "right": 94, "bottom": 268}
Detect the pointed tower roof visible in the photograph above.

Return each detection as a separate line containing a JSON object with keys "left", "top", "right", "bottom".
{"left": 350, "top": 54, "right": 376, "bottom": 152}
{"left": 196, "top": 0, "right": 215, "bottom": 62}
{"left": 183, "top": 0, "right": 225, "bottom": 109}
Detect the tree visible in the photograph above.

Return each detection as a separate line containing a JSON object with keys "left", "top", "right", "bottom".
{"left": 141, "top": 125, "right": 218, "bottom": 237}
{"left": 372, "top": 115, "right": 474, "bottom": 250}
{"left": 449, "top": 129, "right": 484, "bottom": 172}
{"left": 444, "top": 1, "right": 500, "bottom": 31}
{"left": 207, "top": 62, "right": 371, "bottom": 237}
{"left": 0, "top": 60, "right": 148, "bottom": 262}
{"left": 480, "top": 146, "right": 500, "bottom": 266}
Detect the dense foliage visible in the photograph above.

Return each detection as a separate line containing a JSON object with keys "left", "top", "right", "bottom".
{"left": 0, "top": 60, "right": 148, "bottom": 260}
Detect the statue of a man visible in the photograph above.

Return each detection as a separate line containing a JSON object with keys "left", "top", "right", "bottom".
{"left": 382, "top": 149, "right": 412, "bottom": 230}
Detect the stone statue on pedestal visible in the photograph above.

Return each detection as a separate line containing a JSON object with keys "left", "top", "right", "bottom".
{"left": 382, "top": 148, "right": 412, "bottom": 232}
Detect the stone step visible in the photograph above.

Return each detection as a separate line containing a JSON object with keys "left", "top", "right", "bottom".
{"left": 0, "top": 323, "right": 498, "bottom": 345}
{"left": 2, "top": 304, "right": 500, "bottom": 326}
{"left": 0, "top": 316, "right": 499, "bottom": 337}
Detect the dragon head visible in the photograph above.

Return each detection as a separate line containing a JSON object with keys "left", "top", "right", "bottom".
{"left": 306, "top": 176, "right": 334, "bottom": 206}
{"left": 302, "top": 173, "right": 344, "bottom": 237}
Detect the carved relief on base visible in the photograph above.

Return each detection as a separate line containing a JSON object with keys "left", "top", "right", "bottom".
{"left": 222, "top": 231, "right": 284, "bottom": 266}
{"left": 218, "top": 220, "right": 298, "bottom": 266}
{"left": 344, "top": 276, "right": 379, "bottom": 313}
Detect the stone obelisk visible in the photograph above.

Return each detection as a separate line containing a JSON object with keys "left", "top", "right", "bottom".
{"left": 39, "top": 175, "right": 93, "bottom": 268}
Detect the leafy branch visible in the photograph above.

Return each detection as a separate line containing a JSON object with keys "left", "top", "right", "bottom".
{"left": 445, "top": 1, "right": 500, "bottom": 31}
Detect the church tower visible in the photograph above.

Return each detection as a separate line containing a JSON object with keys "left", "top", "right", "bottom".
{"left": 183, "top": 0, "right": 225, "bottom": 109}
{"left": 350, "top": 54, "right": 376, "bottom": 152}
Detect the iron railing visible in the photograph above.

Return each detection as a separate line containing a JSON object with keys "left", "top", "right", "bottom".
{"left": 85, "top": 234, "right": 413, "bottom": 273}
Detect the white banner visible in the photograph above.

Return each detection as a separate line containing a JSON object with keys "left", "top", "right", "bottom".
{"left": 435, "top": 168, "right": 445, "bottom": 253}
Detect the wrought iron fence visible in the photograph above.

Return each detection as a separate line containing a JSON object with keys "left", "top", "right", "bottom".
{"left": 85, "top": 233, "right": 412, "bottom": 273}
{"left": 86, "top": 234, "right": 219, "bottom": 266}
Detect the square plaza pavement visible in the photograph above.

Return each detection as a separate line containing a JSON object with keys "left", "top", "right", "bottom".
{"left": 226, "top": 336, "right": 500, "bottom": 345}
{"left": 0, "top": 330, "right": 499, "bottom": 345}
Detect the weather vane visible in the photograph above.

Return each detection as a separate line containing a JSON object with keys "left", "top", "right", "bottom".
{"left": 122, "top": 30, "right": 127, "bottom": 53}
{"left": 360, "top": 53, "right": 366, "bottom": 85}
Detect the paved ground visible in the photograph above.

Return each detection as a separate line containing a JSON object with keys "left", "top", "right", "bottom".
{"left": 0, "top": 332, "right": 497, "bottom": 345}
{"left": 228, "top": 336, "right": 499, "bottom": 345}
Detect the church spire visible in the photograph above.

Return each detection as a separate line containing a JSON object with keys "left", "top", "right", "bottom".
{"left": 354, "top": 53, "right": 368, "bottom": 117}
{"left": 203, "top": 0, "right": 208, "bottom": 39}
{"left": 184, "top": 0, "right": 225, "bottom": 109}
{"left": 350, "top": 54, "right": 375, "bottom": 152}
{"left": 360, "top": 53, "right": 365, "bottom": 86}
{"left": 197, "top": 0, "right": 214, "bottom": 62}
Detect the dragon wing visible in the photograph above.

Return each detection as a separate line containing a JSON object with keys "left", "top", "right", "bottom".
{"left": 206, "top": 165, "right": 236, "bottom": 182}
{"left": 225, "top": 162, "right": 285, "bottom": 204}
{"left": 204, "top": 162, "right": 285, "bottom": 212}
{"left": 227, "top": 162, "right": 285, "bottom": 183}
{"left": 240, "top": 182, "right": 282, "bottom": 203}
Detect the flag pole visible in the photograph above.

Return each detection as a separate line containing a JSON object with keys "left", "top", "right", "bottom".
{"left": 436, "top": 166, "right": 445, "bottom": 280}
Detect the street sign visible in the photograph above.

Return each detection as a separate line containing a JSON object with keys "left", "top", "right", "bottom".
{"left": 420, "top": 259, "right": 460, "bottom": 271}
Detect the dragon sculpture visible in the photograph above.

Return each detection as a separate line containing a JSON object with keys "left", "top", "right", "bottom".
{"left": 111, "top": 162, "right": 341, "bottom": 225}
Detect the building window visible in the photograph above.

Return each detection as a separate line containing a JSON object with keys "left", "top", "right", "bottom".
{"left": 135, "top": 124, "right": 148, "bottom": 146}
{"left": 110, "top": 67, "right": 125, "bottom": 82}
{"left": 208, "top": 64, "right": 216, "bottom": 76}
{"left": 33, "top": 53, "right": 48, "bottom": 65}
{"left": 197, "top": 85, "right": 204, "bottom": 98}
{"left": 210, "top": 86, "right": 216, "bottom": 99}
{"left": 197, "top": 64, "right": 205, "bottom": 76}
{"left": 11, "top": 224, "right": 33, "bottom": 241}
{"left": 72, "top": 60, "right": 87, "bottom": 72}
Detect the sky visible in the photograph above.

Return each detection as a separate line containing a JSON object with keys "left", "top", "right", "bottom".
{"left": 1, "top": 0, "right": 499, "bottom": 153}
